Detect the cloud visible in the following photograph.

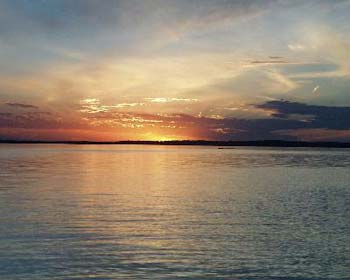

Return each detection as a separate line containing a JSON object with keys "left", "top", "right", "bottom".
{"left": 79, "top": 98, "right": 146, "bottom": 113}
{"left": 1, "top": 99, "right": 350, "bottom": 141}
{"left": 250, "top": 60, "right": 290, "bottom": 65}
{"left": 1, "top": 1, "right": 350, "bottom": 141}
{"left": 144, "top": 97, "right": 198, "bottom": 103}
{"left": 113, "top": 103, "right": 144, "bottom": 108}
{"left": 265, "top": 70, "right": 299, "bottom": 92}
{"left": 246, "top": 56, "right": 322, "bottom": 68}
{"left": 269, "top": 56, "right": 284, "bottom": 59}
{"left": 248, "top": 56, "right": 292, "bottom": 65}
{"left": 288, "top": 44, "right": 306, "bottom": 51}
{"left": 312, "top": 85, "right": 320, "bottom": 93}
{"left": 0, "top": 112, "right": 12, "bottom": 117}
{"left": 4, "top": 102, "right": 38, "bottom": 109}
{"left": 256, "top": 100, "right": 350, "bottom": 130}
{"left": 0, "top": 111, "right": 62, "bottom": 130}
{"left": 75, "top": 105, "right": 305, "bottom": 140}
{"left": 286, "top": 25, "right": 350, "bottom": 79}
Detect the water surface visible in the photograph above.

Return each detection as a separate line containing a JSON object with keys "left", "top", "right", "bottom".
{"left": 0, "top": 145, "right": 349, "bottom": 279}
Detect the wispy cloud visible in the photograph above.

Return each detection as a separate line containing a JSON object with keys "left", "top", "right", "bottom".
{"left": 288, "top": 43, "right": 307, "bottom": 51}
{"left": 4, "top": 102, "right": 38, "bottom": 109}
{"left": 79, "top": 98, "right": 144, "bottom": 113}
{"left": 250, "top": 60, "right": 290, "bottom": 65}
{"left": 1, "top": 1, "right": 350, "bottom": 141}
{"left": 145, "top": 97, "right": 198, "bottom": 103}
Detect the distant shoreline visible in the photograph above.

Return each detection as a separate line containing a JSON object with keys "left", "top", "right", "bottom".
{"left": 1, "top": 140, "right": 350, "bottom": 148}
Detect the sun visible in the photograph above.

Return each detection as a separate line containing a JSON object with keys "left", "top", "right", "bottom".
{"left": 142, "top": 133, "right": 181, "bottom": 141}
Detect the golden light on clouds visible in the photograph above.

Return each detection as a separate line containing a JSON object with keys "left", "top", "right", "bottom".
{"left": 1, "top": 1, "right": 350, "bottom": 141}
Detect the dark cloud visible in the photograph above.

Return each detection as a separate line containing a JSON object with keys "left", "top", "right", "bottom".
{"left": 0, "top": 112, "right": 12, "bottom": 117}
{"left": 250, "top": 60, "right": 289, "bottom": 64}
{"left": 0, "top": 111, "right": 65, "bottom": 130}
{"left": 163, "top": 100, "right": 350, "bottom": 140}
{"left": 269, "top": 56, "right": 284, "bottom": 59}
{"left": 249, "top": 55, "right": 289, "bottom": 65}
{"left": 5, "top": 102, "right": 38, "bottom": 109}
{"left": 1, "top": 100, "right": 350, "bottom": 141}
{"left": 256, "top": 100, "right": 350, "bottom": 130}
{"left": 80, "top": 110, "right": 303, "bottom": 141}
{"left": 248, "top": 56, "right": 318, "bottom": 66}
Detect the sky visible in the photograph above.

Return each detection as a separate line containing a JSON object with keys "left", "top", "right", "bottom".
{"left": 1, "top": 0, "right": 350, "bottom": 141}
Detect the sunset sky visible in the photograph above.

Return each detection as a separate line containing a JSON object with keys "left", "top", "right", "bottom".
{"left": 1, "top": 0, "right": 350, "bottom": 141}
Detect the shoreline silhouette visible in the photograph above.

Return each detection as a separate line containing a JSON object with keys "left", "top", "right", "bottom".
{"left": 1, "top": 140, "right": 350, "bottom": 148}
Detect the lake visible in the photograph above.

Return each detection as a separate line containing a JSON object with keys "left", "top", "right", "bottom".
{"left": 0, "top": 144, "right": 349, "bottom": 279}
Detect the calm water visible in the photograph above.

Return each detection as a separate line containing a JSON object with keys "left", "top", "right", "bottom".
{"left": 0, "top": 145, "right": 349, "bottom": 280}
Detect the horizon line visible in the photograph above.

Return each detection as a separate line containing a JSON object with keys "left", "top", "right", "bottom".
{"left": 1, "top": 139, "right": 350, "bottom": 148}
